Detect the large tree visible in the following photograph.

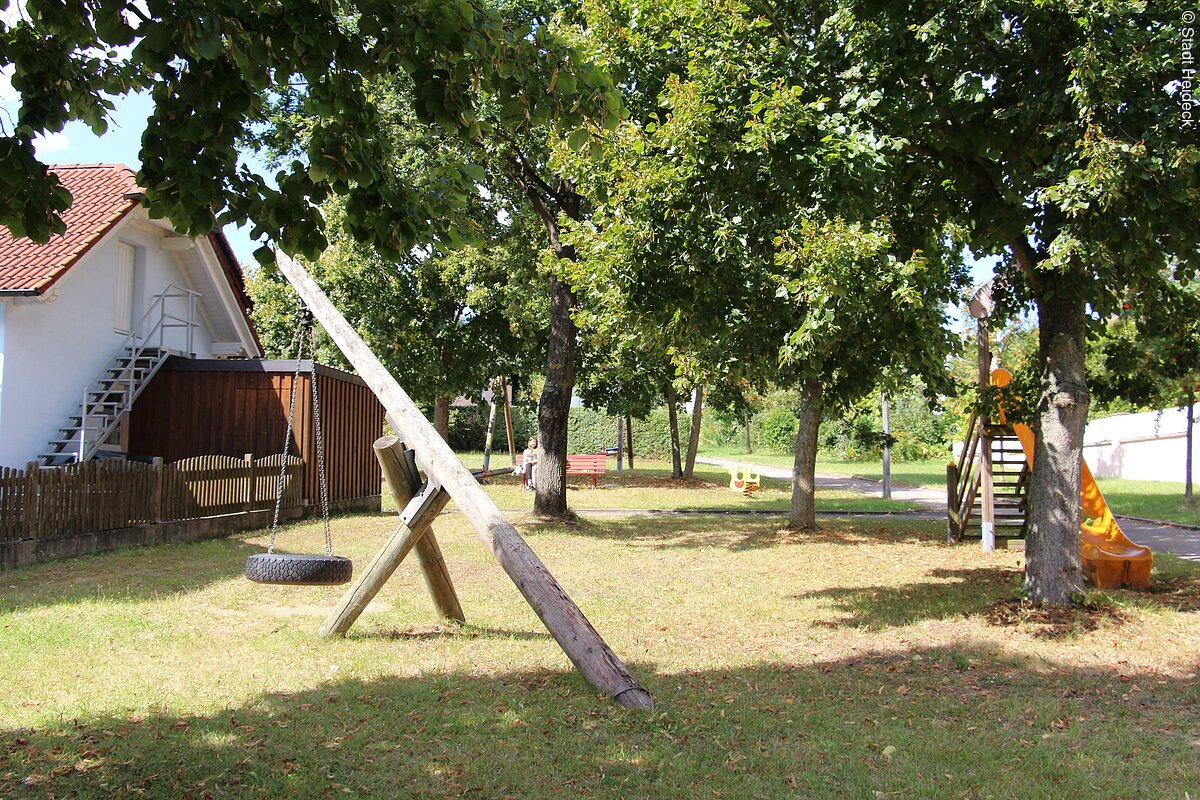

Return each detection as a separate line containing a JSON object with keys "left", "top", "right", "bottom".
{"left": 773, "top": 218, "right": 961, "bottom": 529}
{"left": 1, "top": 2, "right": 618, "bottom": 251}
{"left": 795, "top": 0, "right": 1200, "bottom": 604}
{"left": 561, "top": 0, "right": 962, "bottom": 522}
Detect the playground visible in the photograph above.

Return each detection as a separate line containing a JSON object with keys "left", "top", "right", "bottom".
{"left": 5, "top": 265, "right": 1196, "bottom": 797}
{"left": 2, "top": 503, "right": 1198, "bottom": 798}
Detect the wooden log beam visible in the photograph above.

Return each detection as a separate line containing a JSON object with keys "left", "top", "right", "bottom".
{"left": 277, "top": 252, "right": 653, "bottom": 710}
{"left": 319, "top": 436, "right": 457, "bottom": 637}
{"left": 375, "top": 435, "right": 463, "bottom": 620}
{"left": 946, "top": 463, "right": 959, "bottom": 544}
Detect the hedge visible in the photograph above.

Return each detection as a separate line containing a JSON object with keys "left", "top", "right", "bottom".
{"left": 448, "top": 404, "right": 677, "bottom": 459}
{"left": 448, "top": 398, "right": 953, "bottom": 461}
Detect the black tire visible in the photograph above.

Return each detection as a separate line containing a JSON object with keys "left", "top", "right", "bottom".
{"left": 245, "top": 553, "right": 353, "bottom": 586}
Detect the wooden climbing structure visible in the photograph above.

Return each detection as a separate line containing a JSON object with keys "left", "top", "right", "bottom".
{"left": 946, "top": 410, "right": 1030, "bottom": 547}
{"left": 947, "top": 282, "right": 1152, "bottom": 588}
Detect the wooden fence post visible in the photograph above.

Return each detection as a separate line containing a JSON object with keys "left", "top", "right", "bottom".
{"left": 25, "top": 461, "right": 40, "bottom": 539}
{"left": 151, "top": 457, "right": 164, "bottom": 524}
{"left": 244, "top": 454, "right": 255, "bottom": 513}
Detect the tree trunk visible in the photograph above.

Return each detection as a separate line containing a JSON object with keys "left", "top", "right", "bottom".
{"left": 683, "top": 384, "right": 705, "bottom": 478}
{"left": 744, "top": 411, "right": 753, "bottom": 454}
{"left": 789, "top": 379, "right": 824, "bottom": 531}
{"left": 433, "top": 396, "right": 451, "bottom": 442}
{"left": 664, "top": 381, "right": 683, "bottom": 478}
{"left": 534, "top": 277, "right": 576, "bottom": 517}
{"left": 1024, "top": 293, "right": 1087, "bottom": 606}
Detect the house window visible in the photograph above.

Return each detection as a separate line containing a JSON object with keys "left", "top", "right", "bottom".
{"left": 115, "top": 243, "right": 135, "bottom": 334}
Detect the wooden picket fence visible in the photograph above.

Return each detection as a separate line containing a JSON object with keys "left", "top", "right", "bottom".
{"left": 0, "top": 455, "right": 304, "bottom": 542}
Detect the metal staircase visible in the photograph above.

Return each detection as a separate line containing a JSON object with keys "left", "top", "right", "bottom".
{"left": 40, "top": 285, "right": 198, "bottom": 466}
{"left": 947, "top": 411, "right": 1030, "bottom": 545}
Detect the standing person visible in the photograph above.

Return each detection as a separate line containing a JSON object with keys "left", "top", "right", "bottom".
{"left": 521, "top": 436, "right": 539, "bottom": 491}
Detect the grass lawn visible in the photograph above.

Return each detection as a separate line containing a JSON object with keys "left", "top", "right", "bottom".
{"left": 445, "top": 456, "right": 919, "bottom": 514}
{"left": 1092, "top": 479, "right": 1200, "bottom": 528}
{"left": 2, "top": 510, "right": 1198, "bottom": 798}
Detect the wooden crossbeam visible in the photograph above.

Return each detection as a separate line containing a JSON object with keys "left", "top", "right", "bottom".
{"left": 277, "top": 252, "right": 652, "bottom": 710}
{"left": 319, "top": 436, "right": 461, "bottom": 637}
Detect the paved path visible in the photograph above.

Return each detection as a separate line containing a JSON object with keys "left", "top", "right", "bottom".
{"left": 694, "top": 456, "right": 1199, "bottom": 562}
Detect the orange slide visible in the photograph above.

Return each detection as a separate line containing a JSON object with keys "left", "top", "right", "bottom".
{"left": 993, "top": 369, "right": 1153, "bottom": 589}
{"left": 1008, "top": 423, "right": 1152, "bottom": 589}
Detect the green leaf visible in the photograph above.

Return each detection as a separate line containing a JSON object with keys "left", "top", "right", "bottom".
{"left": 567, "top": 128, "right": 590, "bottom": 152}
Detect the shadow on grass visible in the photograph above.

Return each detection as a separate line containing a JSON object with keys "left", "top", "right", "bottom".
{"left": 351, "top": 622, "right": 553, "bottom": 643}
{"left": 794, "top": 566, "right": 1020, "bottom": 630}
{"left": 3, "top": 645, "right": 1197, "bottom": 799}
{"left": 0, "top": 513, "right": 386, "bottom": 613}
{"left": 517, "top": 515, "right": 946, "bottom": 553}
{"left": 0, "top": 536, "right": 252, "bottom": 613}
{"left": 795, "top": 558, "right": 1200, "bottom": 632}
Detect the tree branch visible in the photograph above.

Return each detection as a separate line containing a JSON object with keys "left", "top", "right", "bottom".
{"left": 902, "top": 142, "right": 1042, "bottom": 291}
{"left": 493, "top": 128, "right": 562, "bottom": 203}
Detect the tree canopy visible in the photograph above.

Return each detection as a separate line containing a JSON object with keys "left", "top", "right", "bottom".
{"left": 1, "top": 0, "right": 620, "bottom": 256}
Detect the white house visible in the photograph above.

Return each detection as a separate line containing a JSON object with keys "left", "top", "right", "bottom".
{"left": 0, "top": 164, "right": 261, "bottom": 468}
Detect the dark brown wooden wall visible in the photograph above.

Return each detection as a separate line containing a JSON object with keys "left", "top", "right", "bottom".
{"left": 129, "top": 362, "right": 383, "bottom": 504}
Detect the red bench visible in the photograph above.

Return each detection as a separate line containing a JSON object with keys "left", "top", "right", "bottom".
{"left": 515, "top": 453, "right": 608, "bottom": 488}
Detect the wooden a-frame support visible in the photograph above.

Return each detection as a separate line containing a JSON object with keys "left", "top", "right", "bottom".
{"left": 276, "top": 252, "right": 653, "bottom": 710}
{"left": 320, "top": 435, "right": 463, "bottom": 637}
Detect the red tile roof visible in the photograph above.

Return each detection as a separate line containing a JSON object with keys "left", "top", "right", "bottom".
{"left": 0, "top": 164, "right": 141, "bottom": 293}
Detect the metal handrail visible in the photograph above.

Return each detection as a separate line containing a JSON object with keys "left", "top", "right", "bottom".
{"left": 77, "top": 285, "right": 200, "bottom": 461}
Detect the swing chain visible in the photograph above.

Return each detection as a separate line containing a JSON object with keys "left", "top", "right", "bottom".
{"left": 266, "top": 319, "right": 309, "bottom": 553}
{"left": 310, "top": 340, "right": 333, "bottom": 556}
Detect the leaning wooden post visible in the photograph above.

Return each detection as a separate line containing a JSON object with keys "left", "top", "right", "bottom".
{"left": 382, "top": 436, "right": 464, "bottom": 622}
{"left": 946, "top": 463, "right": 959, "bottom": 544}
{"left": 481, "top": 380, "right": 498, "bottom": 472}
{"left": 320, "top": 436, "right": 462, "bottom": 637}
{"left": 278, "top": 252, "right": 652, "bottom": 710}
{"left": 501, "top": 376, "right": 517, "bottom": 466}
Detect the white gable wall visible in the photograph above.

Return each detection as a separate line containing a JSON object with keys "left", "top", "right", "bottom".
{"left": 0, "top": 228, "right": 219, "bottom": 468}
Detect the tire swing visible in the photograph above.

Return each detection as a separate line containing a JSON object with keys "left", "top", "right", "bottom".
{"left": 245, "top": 311, "right": 353, "bottom": 586}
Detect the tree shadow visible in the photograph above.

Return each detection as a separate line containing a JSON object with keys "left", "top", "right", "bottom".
{"left": 3, "top": 645, "right": 1196, "bottom": 799}
{"left": 0, "top": 512, "right": 386, "bottom": 613}
{"left": 0, "top": 535, "right": 252, "bottom": 613}
{"left": 518, "top": 515, "right": 944, "bottom": 553}
{"left": 795, "top": 566, "right": 1020, "bottom": 630}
